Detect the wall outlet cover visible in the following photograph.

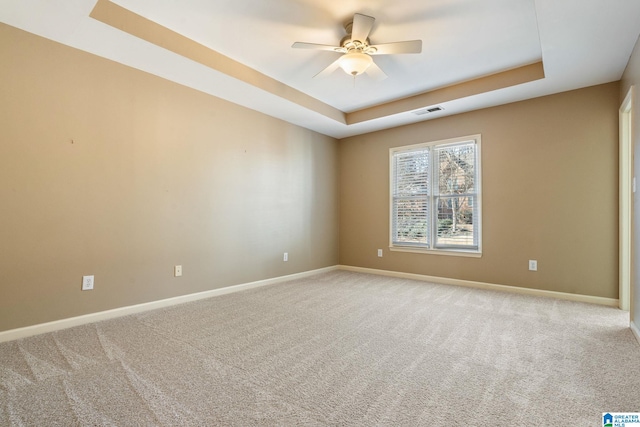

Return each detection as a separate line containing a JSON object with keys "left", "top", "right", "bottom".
{"left": 82, "top": 275, "right": 94, "bottom": 291}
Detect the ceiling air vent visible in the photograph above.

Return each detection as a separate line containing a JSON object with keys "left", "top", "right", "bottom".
{"left": 413, "top": 106, "right": 444, "bottom": 116}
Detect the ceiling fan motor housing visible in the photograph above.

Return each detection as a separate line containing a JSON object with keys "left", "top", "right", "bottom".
{"left": 340, "top": 36, "right": 377, "bottom": 54}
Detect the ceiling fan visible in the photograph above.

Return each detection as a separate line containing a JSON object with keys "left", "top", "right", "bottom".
{"left": 292, "top": 13, "right": 422, "bottom": 80}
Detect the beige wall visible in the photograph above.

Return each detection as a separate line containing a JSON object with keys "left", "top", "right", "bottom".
{"left": 0, "top": 24, "right": 339, "bottom": 332}
{"left": 0, "top": 20, "right": 626, "bottom": 333}
{"left": 621, "top": 34, "right": 640, "bottom": 324}
{"left": 340, "top": 83, "right": 620, "bottom": 298}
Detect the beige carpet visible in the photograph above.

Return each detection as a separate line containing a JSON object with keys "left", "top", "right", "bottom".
{"left": 0, "top": 270, "right": 639, "bottom": 426}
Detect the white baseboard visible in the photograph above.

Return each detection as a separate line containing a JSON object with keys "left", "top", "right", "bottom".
{"left": 338, "top": 265, "right": 620, "bottom": 307}
{"left": 0, "top": 264, "right": 623, "bottom": 344}
{"left": 631, "top": 321, "right": 640, "bottom": 346}
{"left": 0, "top": 266, "right": 338, "bottom": 343}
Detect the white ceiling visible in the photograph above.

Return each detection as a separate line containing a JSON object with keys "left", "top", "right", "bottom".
{"left": 1, "top": 0, "right": 640, "bottom": 138}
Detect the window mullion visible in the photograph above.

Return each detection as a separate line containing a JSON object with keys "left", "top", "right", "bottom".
{"left": 429, "top": 145, "right": 436, "bottom": 249}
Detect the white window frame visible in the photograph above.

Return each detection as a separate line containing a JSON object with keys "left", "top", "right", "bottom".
{"left": 389, "top": 134, "right": 482, "bottom": 257}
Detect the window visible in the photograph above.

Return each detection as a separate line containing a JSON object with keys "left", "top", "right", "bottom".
{"left": 390, "top": 135, "right": 481, "bottom": 255}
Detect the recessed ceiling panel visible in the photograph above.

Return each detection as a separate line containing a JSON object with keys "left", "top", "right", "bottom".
{"left": 112, "top": 0, "right": 542, "bottom": 111}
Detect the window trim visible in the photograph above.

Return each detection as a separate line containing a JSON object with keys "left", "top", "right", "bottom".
{"left": 389, "top": 134, "right": 482, "bottom": 257}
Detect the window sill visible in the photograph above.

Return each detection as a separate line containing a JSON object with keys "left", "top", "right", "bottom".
{"left": 389, "top": 246, "right": 482, "bottom": 258}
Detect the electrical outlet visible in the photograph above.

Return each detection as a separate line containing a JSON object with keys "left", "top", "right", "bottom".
{"left": 283, "top": 252, "right": 288, "bottom": 262}
{"left": 528, "top": 260, "right": 538, "bottom": 271}
{"left": 82, "top": 275, "right": 94, "bottom": 291}
{"left": 377, "top": 249, "right": 383, "bottom": 257}
{"left": 174, "top": 265, "right": 182, "bottom": 277}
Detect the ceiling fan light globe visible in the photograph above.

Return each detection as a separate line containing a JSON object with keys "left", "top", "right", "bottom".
{"left": 338, "top": 52, "right": 373, "bottom": 76}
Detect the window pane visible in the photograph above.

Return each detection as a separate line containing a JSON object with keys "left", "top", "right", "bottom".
{"left": 436, "top": 143, "right": 475, "bottom": 195}
{"left": 394, "top": 149, "right": 429, "bottom": 196}
{"left": 436, "top": 196, "right": 476, "bottom": 247}
{"left": 393, "top": 197, "right": 429, "bottom": 246}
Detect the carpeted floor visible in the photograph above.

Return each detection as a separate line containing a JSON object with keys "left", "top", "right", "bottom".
{"left": 0, "top": 270, "right": 639, "bottom": 426}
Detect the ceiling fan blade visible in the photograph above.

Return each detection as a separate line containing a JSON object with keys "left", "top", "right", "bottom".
{"left": 292, "top": 42, "right": 344, "bottom": 52}
{"left": 313, "top": 57, "right": 342, "bottom": 78}
{"left": 351, "top": 13, "right": 375, "bottom": 42}
{"left": 365, "top": 61, "right": 387, "bottom": 81}
{"left": 369, "top": 40, "right": 422, "bottom": 55}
